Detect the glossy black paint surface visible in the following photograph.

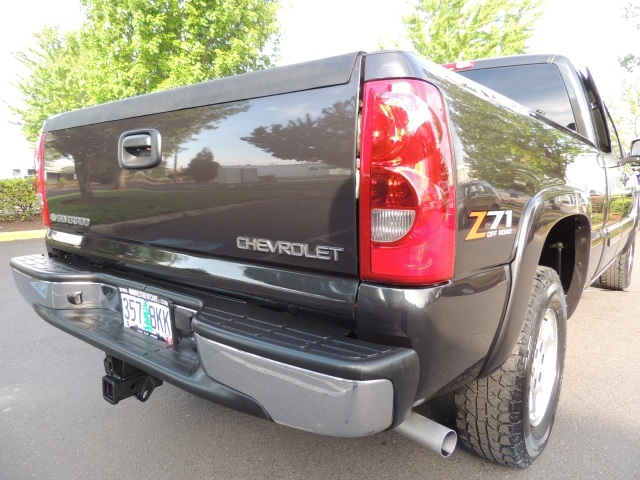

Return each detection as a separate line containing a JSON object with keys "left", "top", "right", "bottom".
{"left": 356, "top": 266, "right": 509, "bottom": 401}
{"left": 363, "top": 51, "right": 617, "bottom": 283}
{"left": 44, "top": 60, "right": 361, "bottom": 277}
{"left": 44, "top": 52, "right": 362, "bottom": 131}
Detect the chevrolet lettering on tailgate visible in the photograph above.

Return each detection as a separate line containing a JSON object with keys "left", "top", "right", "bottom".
{"left": 236, "top": 236, "right": 344, "bottom": 261}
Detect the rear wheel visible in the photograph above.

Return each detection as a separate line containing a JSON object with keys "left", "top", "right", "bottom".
{"left": 454, "top": 266, "right": 567, "bottom": 468}
{"left": 599, "top": 240, "right": 634, "bottom": 290}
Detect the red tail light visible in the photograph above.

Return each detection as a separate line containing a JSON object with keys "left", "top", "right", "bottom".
{"left": 359, "top": 79, "right": 455, "bottom": 285}
{"left": 34, "top": 132, "right": 50, "bottom": 227}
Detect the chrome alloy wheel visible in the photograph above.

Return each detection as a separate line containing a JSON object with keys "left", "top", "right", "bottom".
{"left": 528, "top": 308, "right": 559, "bottom": 427}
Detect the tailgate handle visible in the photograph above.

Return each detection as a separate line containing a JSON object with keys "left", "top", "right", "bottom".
{"left": 118, "top": 129, "right": 162, "bottom": 170}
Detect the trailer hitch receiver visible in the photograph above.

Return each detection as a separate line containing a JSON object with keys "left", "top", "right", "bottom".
{"left": 102, "top": 356, "right": 163, "bottom": 405}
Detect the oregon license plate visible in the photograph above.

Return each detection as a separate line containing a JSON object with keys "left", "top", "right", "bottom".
{"left": 119, "top": 287, "right": 174, "bottom": 345}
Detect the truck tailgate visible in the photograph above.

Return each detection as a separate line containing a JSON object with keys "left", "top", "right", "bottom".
{"left": 42, "top": 53, "right": 362, "bottom": 277}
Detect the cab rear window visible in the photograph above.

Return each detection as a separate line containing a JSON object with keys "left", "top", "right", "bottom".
{"left": 459, "top": 63, "right": 577, "bottom": 131}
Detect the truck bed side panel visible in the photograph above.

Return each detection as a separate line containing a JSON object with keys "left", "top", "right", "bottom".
{"left": 363, "top": 51, "right": 601, "bottom": 280}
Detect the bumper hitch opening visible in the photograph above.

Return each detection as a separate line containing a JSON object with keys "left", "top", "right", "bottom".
{"left": 102, "top": 355, "right": 163, "bottom": 405}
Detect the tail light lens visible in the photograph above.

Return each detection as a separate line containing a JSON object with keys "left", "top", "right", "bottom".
{"left": 34, "top": 132, "right": 50, "bottom": 227}
{"left": 359, "top": 79, "right": 455, "bottom": 285}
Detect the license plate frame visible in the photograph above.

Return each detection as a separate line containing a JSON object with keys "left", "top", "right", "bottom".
{"left": 119, "top": 287, "right": 175, "bottom": 345}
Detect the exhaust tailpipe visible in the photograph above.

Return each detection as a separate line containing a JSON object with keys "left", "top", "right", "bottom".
{"left": 394, "top": 412, "right": 457, "bottom": 457}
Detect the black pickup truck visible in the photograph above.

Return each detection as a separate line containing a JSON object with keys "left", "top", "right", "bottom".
{"left": 11, "top": 52, "right": 640, "bottom": 468}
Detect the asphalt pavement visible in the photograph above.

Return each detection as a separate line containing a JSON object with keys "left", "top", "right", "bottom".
{"left": 1, "top": 238, "right": 639, "bottom": 479}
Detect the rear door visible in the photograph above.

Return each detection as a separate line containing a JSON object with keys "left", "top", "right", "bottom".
{"left": 582, "top": 71, "right": 630, "bottom": 269}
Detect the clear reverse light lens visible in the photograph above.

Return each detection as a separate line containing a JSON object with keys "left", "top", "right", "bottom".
{"left": 371, "top": 209, "right": 416, "bottom": 243}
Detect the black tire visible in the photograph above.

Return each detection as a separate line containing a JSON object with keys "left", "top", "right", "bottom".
{"left": 599, "top": 240, "right": 634, "bottom": 290}
{"left": 454, "top": 266, "right": 567, "bottom": 468}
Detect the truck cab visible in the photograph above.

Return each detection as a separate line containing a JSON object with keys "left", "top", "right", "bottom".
{"left": 447, "top": 54, "right": 638, "bottom": 279}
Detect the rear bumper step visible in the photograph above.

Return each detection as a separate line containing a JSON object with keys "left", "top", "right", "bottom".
{"left": 11, "top": 254, "right": 419, "bottom": 436}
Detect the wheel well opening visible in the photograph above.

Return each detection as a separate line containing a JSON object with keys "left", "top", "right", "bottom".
{"left": 538, "top": 215, "right": 590, "bottom": 318}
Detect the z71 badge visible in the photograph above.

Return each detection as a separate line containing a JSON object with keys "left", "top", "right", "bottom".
{"left": 465, "top": 210, "right": 514, "bottom": 241}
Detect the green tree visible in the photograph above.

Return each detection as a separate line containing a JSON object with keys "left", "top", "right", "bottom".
{"left": 184, "top": 147, "right": 219, "bottom": 182}
{"left": 402, "top": 0, "right": 543, "bottom": 63}
{"left": 13, "top": 0, "right": 280, "bottom": 143}
{"left": 619, "top": 2, "right": 640, "bottom": 73}
{"left": 613, "top": 82, "right": 640, "bottom": 141}
{"left": 241, "top": 100, "right": 356, "bottom": 167}
{"left": 13, "top": 26, "right": 86, "bottom": 142}
{"left": 616, "top": 2, "right": 640, "bottom": 141}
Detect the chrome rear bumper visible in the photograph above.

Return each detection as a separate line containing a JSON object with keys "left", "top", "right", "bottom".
{"left": 11, "top": 254, "right": 419, "bottom": 437}
{"left": 197, "top": 336, "right": 394, "bottom": 436}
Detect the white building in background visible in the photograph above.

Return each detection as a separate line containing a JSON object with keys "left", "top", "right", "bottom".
{"left": 2, "top": 158, "right": 35, "bottom": 179}
{"left": 0, "top": 104, "right": 36, "bottom": 179}
{"left": 218, "top": 166, "right": 259, "bottom": 184}
{"left": 0, "top": 126, "right": 35, "bottom": 179}
{"left": 217, "top": 163, "right": 335, "bottom": 184}
{"left": 256, "top": 163, "right": 330, "bottom": 178}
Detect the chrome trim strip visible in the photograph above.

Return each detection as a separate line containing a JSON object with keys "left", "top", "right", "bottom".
{"left": 46, "top": 233, "right": 358, "bottom": 317}
{"left": 50, "top": 230, "right": 83, "bottom": 247}
{"left": 196, "top": 335, "right": 394, "bottom": 437}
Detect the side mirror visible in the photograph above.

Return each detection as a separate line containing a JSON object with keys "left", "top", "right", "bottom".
{"left": 620, "top": 139, "right": 640, "bottom": 166}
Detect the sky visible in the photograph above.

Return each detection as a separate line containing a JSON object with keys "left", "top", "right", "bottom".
{"left": 1, "top": 0, "right": 638, "bottom": 178}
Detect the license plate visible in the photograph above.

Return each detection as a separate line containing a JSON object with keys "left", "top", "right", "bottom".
{"left": 119, "top": 287, "right": 174, "bottom": 345}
